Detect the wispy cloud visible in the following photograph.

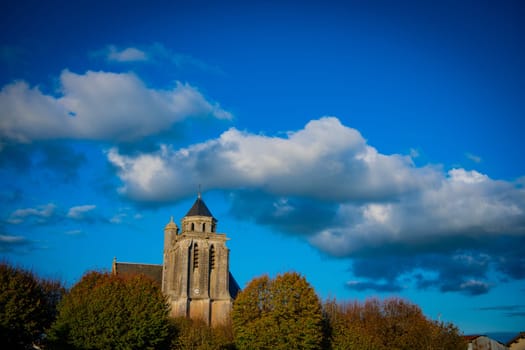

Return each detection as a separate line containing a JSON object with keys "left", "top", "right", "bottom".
{"left": 6, "top": 203, "right": 106, "bottom": 227}
{"left": 109, "top": 207, "right": 143, "bottom": 224}
{"left": 94, "top": 43, "right": 225, "bottom": 75}
{"left": 65, "top": 229, "right": 83, "bottom": 235}
{"left": 106, "top": 45, "right": 148, "bottom": 62}
{"left": 0, "top": 234, "right": 32, "bottom": 252}
{"left": 478, "top": 305, "right": 525, "bottom": 311}
{"left": 346, "top": 280, "right": 403, "bottom": 293}
{"left": 466, "top": 152, "right": 482, "bottom": 163}
{"left": 7, "top": 203, "right": 56, "bottom": 224}
{"left": 477, "top": 304, "right": 525, "bottom": 318}
{"left": 67, "top": 205, "right": 96, "bottom": 220}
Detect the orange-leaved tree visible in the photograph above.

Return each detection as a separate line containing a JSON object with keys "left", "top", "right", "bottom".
{"left": 323, "top": 297, "right": 466, "bottom": 350}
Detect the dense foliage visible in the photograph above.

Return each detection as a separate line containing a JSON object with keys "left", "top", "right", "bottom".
{"left": 323, "top": 297, "right": 466, "bottom": 350}
{"left": 0, "top": 262, "right": 65, "bottom": 349}
{"left": 47, "top": 271, "right": 171, "bottom": 350}
{"left": 232, "top": 272, "right": 324, "bottom": 350}
{"left": 170, "top": 317, "right": 235, "bottom": 350}
{"left": 1, "top": 262, "right": 467, "bottom": 350}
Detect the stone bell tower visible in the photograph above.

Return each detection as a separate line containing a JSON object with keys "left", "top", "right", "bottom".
{"left": 162, "top": 194, "right": 238, "bottom": 327}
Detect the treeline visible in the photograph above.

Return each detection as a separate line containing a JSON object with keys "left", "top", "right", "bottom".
{"left": 0, "top": 262, "right": 466, "bottom": 349}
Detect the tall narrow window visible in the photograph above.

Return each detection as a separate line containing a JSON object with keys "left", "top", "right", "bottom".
{"left": 190, "top": 223, "right": 195, "bottom": 231}
{"left": 210, "top": 245, "right": 215, "bottom": 270}
{"left": 193, "top": 243, "right": 199, "bottom": 269}
{"left": 202, "top": 223, "right": 206, "bottom": 232}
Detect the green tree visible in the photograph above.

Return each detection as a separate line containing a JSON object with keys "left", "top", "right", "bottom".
{"left": 232, "top": 272, "right": 324, "bottom": 350}
{"left": 0, "top": 262, "right": 65, "bottom": 349}
{"left": 47, "top": 271, "right": 170, "bottom": 350}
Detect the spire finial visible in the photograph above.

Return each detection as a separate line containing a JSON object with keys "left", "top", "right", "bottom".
{"left": 170, "top": 215, "right": 174, "bottom": 223}
{"left": 198, "top": 184, "right": 202, "bottom": 199}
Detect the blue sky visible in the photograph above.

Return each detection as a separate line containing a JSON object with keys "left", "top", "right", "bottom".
{"left": 1, "top": 0, "right": 524, "bottom": 337}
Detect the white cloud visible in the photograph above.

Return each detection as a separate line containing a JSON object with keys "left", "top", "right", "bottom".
{"left": 448, "top": 168, "right": 488, "bottom": 184}
{"left": 107, "top": 45, "right": 148, "bottom": 62}
{"left": 0, "top": 234, "right": 31, "bottom": 252}
{"left": 309, "top": 168, "right": 525, "bottom": 256}
{"left": 108, "top": 117, "right": 525, "bottom": 259}
{"left": 465, "top": 152, "right": 482, "bottom": 163}
{"left": 0, "top": 70, "right": 232, "bottom": 142}
{"left": 0, "top": 234, "right": 27, "bottom": 243}
{"left": 109, "top": 207, "right": 143, "bottom": 224}
{"left": 109, "top": 117, "right": 437, "bottom": 202}
{"left": 8, "top": 203, "right": 56, "bottom": 224}
{"left": 97, "top": 43, "right": 224, "bottom": 74}
{"left": 110, "top": 213, "right": 125, "bottom": 224}
{"left": 67, "top": 205, "right": 96, "bottom": 219}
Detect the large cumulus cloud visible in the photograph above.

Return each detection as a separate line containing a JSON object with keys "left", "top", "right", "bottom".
{"left": 108, "top": 117, "right": 525, "bottom": 294}
{"left": 310, "top": 167, "right": 525, "bottom": 257}
{"left": 0, "top": 70, "right": 231, "bottom": 142}
{"left": 108, "top": 117, "right": 439, "bottom": 201}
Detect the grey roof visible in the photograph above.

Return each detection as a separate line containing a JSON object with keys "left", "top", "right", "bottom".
{"left": 114, "top": 262, "right": 163, "bottom": 286}
{"left": 229, "top": 272, "right": 241, "bottom": 299}
{"left": 185, "top": 196, "right": 214, "bottom": 218}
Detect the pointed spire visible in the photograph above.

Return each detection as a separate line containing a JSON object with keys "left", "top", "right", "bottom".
{"left": 185, "top": 194, "right": 214, "bottom": 218}
{"left": 165, "top": 215, "right": 178, "bottom": 230}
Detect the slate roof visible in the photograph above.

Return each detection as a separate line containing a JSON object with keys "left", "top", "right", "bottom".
{"left": 229, "top": 272, "right": 241, "bottom": 299}
{"left": 185, "top": 196, "right": 214, "bottom": 218}
{"left": 114, "top": 262, "right": 163, "bottom": 286}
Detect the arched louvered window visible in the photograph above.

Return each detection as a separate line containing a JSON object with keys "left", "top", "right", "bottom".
{"left": 193, "top": 243, "right": 199, "bottom": 269}
{"left": 210, "top": 245, "right": 215, "bottom": 270}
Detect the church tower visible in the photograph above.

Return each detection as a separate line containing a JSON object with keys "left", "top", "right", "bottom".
{"left": 162, "top": 194, "right": 238, "bottom": 327}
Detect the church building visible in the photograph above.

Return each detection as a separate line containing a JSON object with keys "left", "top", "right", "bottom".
{"left": 112, "top": 194, "right": 240, "bottom": 327}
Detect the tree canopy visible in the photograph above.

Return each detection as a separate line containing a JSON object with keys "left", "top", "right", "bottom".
{"left": 0, "top": 262, "right": 65, "bottom": 349}
{"left": 47, "top": 271, "right": 170, "bottom": 350}
{"left": 2, "top": 262, "right": 468, "bottom": 350}
{"left": 232, "top": 272, "right": 324, "bottom": 350}
{"left": 323, "top": 297, "right": 466, "bottom": 350}
{"left": 169, "top": 317, "right": 235, "bottom": 350}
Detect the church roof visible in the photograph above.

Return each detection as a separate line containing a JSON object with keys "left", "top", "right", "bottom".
{"left": 185, "top": 195, "right": 214, "bottom": 218}
{"left": 114, "top": 262, "right": 163, "bottom": 286}
{"left": 229, "top": 272, "right": 241, "bottom": 299}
